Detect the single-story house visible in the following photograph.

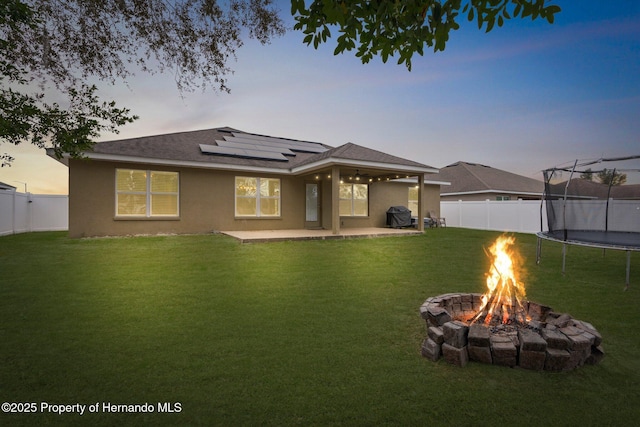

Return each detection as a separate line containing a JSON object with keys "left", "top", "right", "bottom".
{"left": 49, "top": 127, "right": 445, "bottom": 238}
{"left": 431, "top": 161, "right": 544, "bottom": 201}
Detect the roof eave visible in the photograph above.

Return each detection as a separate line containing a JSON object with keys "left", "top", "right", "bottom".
{"left": 63, "top": 152, "right": 294, "bottom": 175}
{"left": 46, "top": 148, "right": 69, "bottom": 166}
{"left": 62, "top": 151, "right": 439, "bottom": 177}
{"left": 393, "top": 177, "right": 451, "bottom": 186}
{"left": 290, "top": 157, "right": 438, "bottom": 175}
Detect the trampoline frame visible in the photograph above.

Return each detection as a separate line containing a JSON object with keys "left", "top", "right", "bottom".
{"left": 537, "top": 155, "right": 640, "bottom": 290}
{"left": 536, "top": 231, "right": 639, "bottom": 290}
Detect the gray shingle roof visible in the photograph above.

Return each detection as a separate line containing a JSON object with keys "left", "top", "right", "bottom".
{"left": 293, "top": 142, "right": 435, "bottom": 170}
{"left": 547, "top": 179, "right": 640, "bottom": 199}
{"left": 76, "top": 127, "right": 436, "bottom": 174}
{"left": 0, "top": 181, "right": 17, "bottom": 191}
{"left": 88, "top": 127, "right": 319, "bottom": 170}
{"left": 434, "top": 161, "right": 544, "bottom": 195}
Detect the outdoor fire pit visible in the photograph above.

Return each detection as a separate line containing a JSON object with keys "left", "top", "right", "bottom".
{"left": 420, "top": 235, "right": 604, "bottom": 371}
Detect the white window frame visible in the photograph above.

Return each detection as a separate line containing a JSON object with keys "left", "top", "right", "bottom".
{"left": 115, "top": 169, "right": 180, "bottom": 218}
{"left": 339, "top": 183, "right": 369, "bottom": 217}
{"left": 235, "top": 176, "right": 281, "bottom": 218}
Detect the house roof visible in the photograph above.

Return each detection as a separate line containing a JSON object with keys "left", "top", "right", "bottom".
{"left": 0, "top": 181, "right": 17, "bottom": 191}
{"left": 431, "top": 161, "right": 544, "bottom": 196}
{"left": 546, "top": 178, "right": 609, "bottom": 199}
{"left": 49, "top": 127, "right": 438, "bottom": 176}
{"left": 291, "top": 142, "right": 435, "bottom": 173}
{"left": 547, "top": 179, "right": 640, "bottom": 199}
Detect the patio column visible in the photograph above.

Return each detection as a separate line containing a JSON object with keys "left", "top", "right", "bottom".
{"left": 332, "top": 165, "right": 340, "bottom": 234}
{"left": 417, "top": 173, "right": 425, "bottom": 232}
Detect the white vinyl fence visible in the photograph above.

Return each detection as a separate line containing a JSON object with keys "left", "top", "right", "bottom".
{"left": 1, "top": 193, "right": 546, "bottom": 236}
{"left": 441, "top": 199, "right": 547, "bottom": 234}
{"left": 0, "top": 191, "right": 68, "bottom": 236}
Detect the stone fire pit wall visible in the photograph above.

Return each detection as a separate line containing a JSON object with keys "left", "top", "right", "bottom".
{"left": 420, "top": 293, "right": 604, "bottom": 371}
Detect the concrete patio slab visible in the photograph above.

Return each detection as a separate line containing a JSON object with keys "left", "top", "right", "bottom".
{"left": 220, "top": 227, "right": 423, "bottom": 243}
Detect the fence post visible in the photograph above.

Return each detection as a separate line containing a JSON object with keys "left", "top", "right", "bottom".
{"left": 27, "top": 192, "right": 32, "bottom": 232}
{"left": 12, "top": 189, "right": 16, "bottom": 234}
{"left": 517, "top": 199, "right": 522, "bottom": 232}
{"left": 486, "top": 199, "right": 490, "bottom": 230}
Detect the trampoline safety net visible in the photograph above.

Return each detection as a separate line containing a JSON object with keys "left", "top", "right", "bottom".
{"left": 542, "top": 156, "right": 640, "bottom": 245}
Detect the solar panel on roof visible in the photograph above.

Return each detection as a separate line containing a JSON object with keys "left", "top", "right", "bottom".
{"left": 224, "top": 136, "right": 308, "bottom": 153}
{"left": 199, "top": 131, "right": 328, "bottom": 161}
{"left": 199, "top": 144, "right": 288, "bottom": 161}
{"left": 216, "top": 139, "right": 297, "bottom": 156}
{"left": 230, "top": 133, "right": 327, "bottom": 153}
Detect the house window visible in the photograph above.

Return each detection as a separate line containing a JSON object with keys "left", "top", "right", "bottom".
{"left": 339, "top": 183, "right": 368, "bottom": 216}
{"left": 116, "top": 169, "right": 179, "bottom": 217}
{"left": 496, "top": 195, "right": 511, "bottom": 201}
{"left": 408, "top": 186, "right": 419, "bottom": 216}
{"left": 235, "top": 177, "right": 281, "bottom": 217}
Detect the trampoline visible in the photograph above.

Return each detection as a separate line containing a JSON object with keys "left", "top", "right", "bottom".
{"left": 536, "top": 156, "right": 640, "bottom": 289}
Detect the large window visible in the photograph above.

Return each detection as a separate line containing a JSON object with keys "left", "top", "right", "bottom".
{"left": 116, "top": 169, "right": 179, "bottom": 217}
{"left": 339, "top": 183, "right": 368, "bottom": 216}
{"left": 235, "top": 177, "right": 281, "bottom": 217}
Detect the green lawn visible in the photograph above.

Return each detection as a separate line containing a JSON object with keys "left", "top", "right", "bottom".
{"left": 1, "top": 229, "right": 638, "bottom": 426}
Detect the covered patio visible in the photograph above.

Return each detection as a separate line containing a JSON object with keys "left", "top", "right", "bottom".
{"left": 291, "top": 143, "right": 443, "bottom": 235}
{"left": 221, "top": 227, "right": 423, "bottom": 243}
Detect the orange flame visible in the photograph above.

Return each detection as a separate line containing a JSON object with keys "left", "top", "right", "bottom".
{"left": 472, "top": 235, "right": 527, "bottom": 325}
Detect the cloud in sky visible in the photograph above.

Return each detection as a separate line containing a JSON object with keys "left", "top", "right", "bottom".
{"left": 1, "top": 0, "right": 638, "bottom": 194}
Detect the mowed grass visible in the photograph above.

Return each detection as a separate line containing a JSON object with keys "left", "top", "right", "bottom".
{"left": 0, "top": 229, "right": 638, "bottom": 426}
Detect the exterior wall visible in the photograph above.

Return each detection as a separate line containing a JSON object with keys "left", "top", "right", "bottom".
{"left": 68, "top": 159, "right": 307, "bottom": 237}
{"left": 68, "top": 160, "right": 441, "bottom": 237}
{"left": 339, "top": 180, "right": 440, "bottom": 229}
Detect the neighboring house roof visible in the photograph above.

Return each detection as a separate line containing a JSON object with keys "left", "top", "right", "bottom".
{"left": 433, "top": 161, "right": 544, "bottom": 196}
{"left": 49, "top": 127, "right": 438, "bottom": 176}
{"left": 0, "top": 181, "right": 17, "bottom": 191}
{"left": 613, "top": 184, "right": 640, "bottom": 199}
{"left": 546, "top": 178, "right": 609, "bottom": 199}
{"left": 547, "top": 179, "right": 640, "bottom": 199}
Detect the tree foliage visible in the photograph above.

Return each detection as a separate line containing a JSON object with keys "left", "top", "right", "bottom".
{"left": 580, "top": 168, "right": 594, "bottom": 181}
{"left": 597, "top": 168, "right": 627, "bottom": 186}
{"left": 292, "top": 0, "right": 561, "bottom": 70}
{"left": 1, "top": 0, "right": 285, "bottom": 164}
{"left": 2, "top": 1, "right": 561, "bottom": 165}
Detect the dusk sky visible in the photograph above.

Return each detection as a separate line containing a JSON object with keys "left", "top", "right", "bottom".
{"left": 2, "top": 0, "right": 639, "bottom": 194}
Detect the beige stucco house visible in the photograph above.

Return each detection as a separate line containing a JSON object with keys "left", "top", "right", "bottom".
{"left": 50, "top": 127, "right": 444, "bottom": 238}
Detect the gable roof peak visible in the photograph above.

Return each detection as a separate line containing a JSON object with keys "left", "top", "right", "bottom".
{"left": 446, "top": 161, "right": 491, "bottom": 169}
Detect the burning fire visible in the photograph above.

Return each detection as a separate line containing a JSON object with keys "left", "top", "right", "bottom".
{"left": 472, "top": 235, "right": 527, "bottom": 325}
